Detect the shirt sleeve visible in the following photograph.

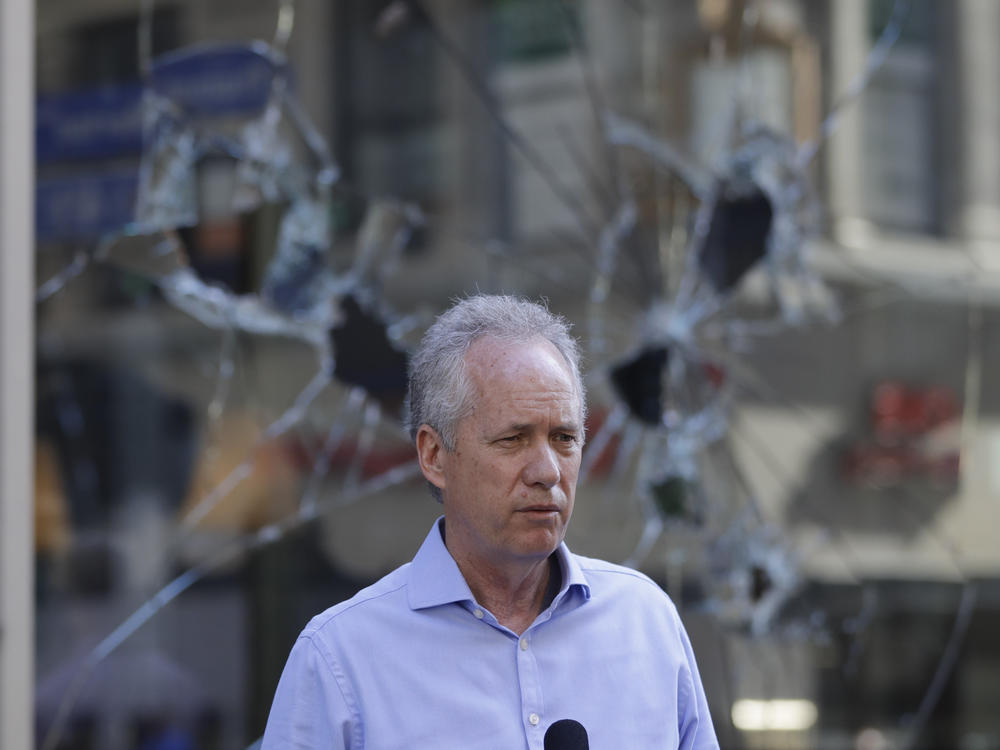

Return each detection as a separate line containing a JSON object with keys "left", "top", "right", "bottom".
{"left": 261, "top": 634, "right": 359, "bottom": 750}
{"left": 675, "top": 611, "right": 721, "bottom": 750}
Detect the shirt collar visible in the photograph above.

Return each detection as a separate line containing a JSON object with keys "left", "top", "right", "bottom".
{"left": 407, "top": 517, "right": 476, "bottom": 610}
{"left": 553, "top": 537, "right": 592, "bottom": 603}
{"left": 407, "top": 517, "right": 592, "bottom": 611}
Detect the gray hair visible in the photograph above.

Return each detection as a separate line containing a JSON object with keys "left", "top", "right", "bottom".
{"left": 407, "top": 295, "right": 586, "bottom": 455}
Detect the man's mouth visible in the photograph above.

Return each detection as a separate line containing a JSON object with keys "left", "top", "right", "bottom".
{"left": 519, "top": 505, "right": 561, "bottom": 515}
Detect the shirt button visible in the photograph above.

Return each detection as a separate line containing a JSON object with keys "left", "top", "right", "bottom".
{"left": 519, "top": 638, "right": 528, "bottom": 651}
{"left": 473, "top": 608, "right": 484, "bottom": 619}
{"left": 528, "top": 713, "right": 540, "bottom": 726}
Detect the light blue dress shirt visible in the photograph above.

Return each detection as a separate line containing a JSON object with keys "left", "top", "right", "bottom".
{"left": 262, "top": 518, "right": 719, "bottom": 749}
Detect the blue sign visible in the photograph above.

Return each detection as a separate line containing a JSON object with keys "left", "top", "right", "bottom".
{"left": 36, "top": 42, "right": 294, "bottom": 242}
{"left": 151, "top": 41, "right": 287, "bottom": 118}
{"left": 36, "top": 86, "right": 144, "bottom": 164}
{"left": 36, "top": 42, "right": 289, "bottom": 164}
{"left": 36, "top": 170, "right": 138, "bottom": 243}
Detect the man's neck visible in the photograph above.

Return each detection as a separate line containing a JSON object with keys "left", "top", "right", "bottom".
{"left": 452, "top": 549, "right": 560, "bottom": 636}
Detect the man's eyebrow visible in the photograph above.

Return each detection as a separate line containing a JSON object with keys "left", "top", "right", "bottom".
{"left": 499, "top": 422, "right": 581, "bottom": 433}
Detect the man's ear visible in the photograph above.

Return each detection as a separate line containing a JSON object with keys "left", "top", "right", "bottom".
{"left": 415, "top": 424, "right": 447, "bottom": 491}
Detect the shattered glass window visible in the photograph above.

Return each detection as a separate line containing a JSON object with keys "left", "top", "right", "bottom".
{"left": 31, "top": 1, "right": 1000, "bottom": 749}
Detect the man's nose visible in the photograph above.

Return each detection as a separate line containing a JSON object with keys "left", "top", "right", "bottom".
{"left": 522, "top": 441, "right": 560, "bottom": 489}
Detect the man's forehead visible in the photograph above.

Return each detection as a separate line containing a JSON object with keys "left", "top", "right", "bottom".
{"left": 465, "top": 334, "right": 568, "bottom": 375}
{"left": 464, "top": 336, "right": 584, "bottom": 421}
{"left": 498, "top": 390, "right": 581, "bottom": 417}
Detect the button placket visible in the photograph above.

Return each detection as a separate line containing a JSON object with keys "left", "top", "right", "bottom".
{"left": 516, "top": 630, "right": 544, "bottom": 738}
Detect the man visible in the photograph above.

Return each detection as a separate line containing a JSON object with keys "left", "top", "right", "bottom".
{"left": 262, "top": 295, "right": 719, "bottom": 749}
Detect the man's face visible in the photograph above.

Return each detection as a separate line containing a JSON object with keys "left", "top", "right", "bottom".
{"left": 430, "top": 336, "right": 584, "bottom": 572}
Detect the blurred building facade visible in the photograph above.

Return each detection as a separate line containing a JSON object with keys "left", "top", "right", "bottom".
{"left": 5, "top": 0, "right": 1000, "bottom": 748}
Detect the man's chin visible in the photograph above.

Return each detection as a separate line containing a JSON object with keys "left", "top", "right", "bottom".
{"left": 510, "top": 526, "right": 565, "bottom": 558}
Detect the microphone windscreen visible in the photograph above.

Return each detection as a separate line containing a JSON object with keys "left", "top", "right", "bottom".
{"left": 543, "top": 719, "right": 589, "bottom": 750}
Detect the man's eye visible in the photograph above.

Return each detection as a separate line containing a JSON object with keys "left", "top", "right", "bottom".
{"left": 499, "top": 435, "right": 520, "bottom": 443}
{"left": 554, "top": 433, "right": 577, "bottom": 444}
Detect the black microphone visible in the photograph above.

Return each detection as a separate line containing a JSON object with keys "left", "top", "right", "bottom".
{"left": 543, "top": 719, "right": 589, "bottom": 750}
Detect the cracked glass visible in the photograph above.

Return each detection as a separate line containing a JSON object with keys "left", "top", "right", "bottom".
{"left": 32, "top": 1, "right": 999, "bottom": 749}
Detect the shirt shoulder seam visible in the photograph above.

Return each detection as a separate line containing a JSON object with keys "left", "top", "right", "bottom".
{"left": 296, "top": 632, "right": 364, "bottom": 746}
{"left": 574, "top": 557, "right": 678, "bottom": 607}
{"left": 306, "top": 579, "right": 411, "bottom": 633}
{"left": 576, "top": 558, "right": 660, "bottom": 584}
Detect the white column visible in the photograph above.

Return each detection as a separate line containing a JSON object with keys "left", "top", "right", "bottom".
{"left": 951, "top": 0, "right": 1000, "bottom": 245}
{"left": 825, "top": 0, "right": 871, "bottom": 245}
{"left": 0, "top": 0, "right": 35, "bottom": 747}
{"left": 824, "top": 0, "right": 871, "bottom": 244}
